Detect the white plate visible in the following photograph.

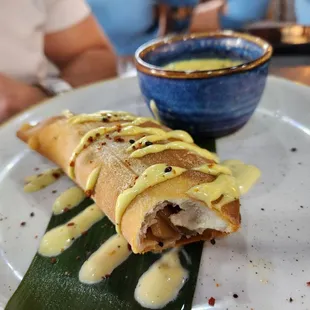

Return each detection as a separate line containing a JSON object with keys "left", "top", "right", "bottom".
{"left": 0, "top": 76, "right": 310, "bottom": 310}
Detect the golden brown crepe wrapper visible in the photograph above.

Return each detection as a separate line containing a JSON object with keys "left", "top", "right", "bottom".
{"left": 17, "top": 114, "right": 240, "bottom": 253}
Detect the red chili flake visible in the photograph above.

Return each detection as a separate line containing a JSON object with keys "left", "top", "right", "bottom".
{"left": 105, "top": 274, "right": 111, "bottom": 279}
{"left": 52, "top": 172, "right": 61, "bottom": 179}
{"left": 63, "top": 207, "right": 69, "bottom": 213}
{"left": 85, "top": 189, "right": 93, "bottom": 197}
{"left": 67, "top": 222, "right": 75, "bottom": 227}
{"left": 95, "top": 133, "right": 100, "bottom": 137}
{"left": 306, "top": 282, "right": 310, "bottom": 286}
{"left": 69, "top": 161, "right": 75, "bottom": 167}
{"left": 20, "top": 222, "right": 26, "bottom": 226}
{"left": 208, "top": 297, "right": 215, "bottom": 306}
{"left": 89, "top": 160, "right": 93, "bottom": 164}
{"left": 216, "top": 283, "right": 220, "bottom": 287}
{"left": 158, "top": 242, "right": 164, "bottom": 247}
{"left": 50, "top": 257, "right": 57, "bottom": 264}
{"left": 105, "top": 134, "right": 111, "bottom": 140}
{"left": 101, "top": 142, "right": 106, "bottom": 146}
{"left": 116, "top": 124, "right": 122, "bottom": 132}
{"left": 127, "top": 244, "right": 132, "bottom": 251}
{"left": 87, "top": 136, "right": 94, "bottom": 143}
{"left": 83, "top": 144, "right": 87, "bottom": 149}
{"left": 82, "top": 231, "right": 88, "bottom": 236}
{"left": 34, "top": 235, "right": 38, "bottom": 239}
{"left": 113, "top": 137, "right": 124, "bottom": 142}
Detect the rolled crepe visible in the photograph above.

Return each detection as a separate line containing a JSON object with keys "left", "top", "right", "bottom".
{"left": 17, "top": 112, "right": 240, "bottom": 253}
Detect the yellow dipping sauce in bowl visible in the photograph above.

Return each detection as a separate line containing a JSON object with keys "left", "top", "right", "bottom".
{"left": 164, "top": 58, "right": 243, "bottom": 71}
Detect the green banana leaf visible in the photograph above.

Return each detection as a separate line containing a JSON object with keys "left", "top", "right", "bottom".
{"left": 6, "top": 139, "right": 215, "bottom": 310}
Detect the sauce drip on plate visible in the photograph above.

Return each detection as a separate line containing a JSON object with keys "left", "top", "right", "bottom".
{"left": 79, "top": 234, "right": 131, "bottom": 284}
{"left": 135, "top": 249, "right": 188, "bottom": 309}
{"left": 39, "top": 204, "right": 104, "bottom": 257}
{"left": 52, "top": 186, "right": 85, "bottom": 215}
{"left": 222, "top": 159, "right": 261, "bottom": 194}
{"left": 24, "top": 168, "right": 63, "bottom": 193}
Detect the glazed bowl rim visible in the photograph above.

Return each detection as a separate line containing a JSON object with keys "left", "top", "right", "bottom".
{"left": 135, "top": 30, "right": 273, "bottom": 79}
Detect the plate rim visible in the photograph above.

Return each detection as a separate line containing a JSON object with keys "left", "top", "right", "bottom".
{"left": 0, "top": 75, "right": 309, "bottom": 132}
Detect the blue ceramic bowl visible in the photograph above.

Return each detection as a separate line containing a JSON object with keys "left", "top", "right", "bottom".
{"left": 135, "top": 31, "right": 272, "bottom": 137}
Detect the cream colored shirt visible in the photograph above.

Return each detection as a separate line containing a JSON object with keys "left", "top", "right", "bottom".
{"left": 0, "top": 0, "right": 90, "bottom": 84}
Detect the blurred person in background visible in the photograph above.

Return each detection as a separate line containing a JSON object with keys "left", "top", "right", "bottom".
{"left": 0, "top": 0, "right": 117, "bottom": 123}
{"left": 87, "top": 0, "right": 226, "bottom": 76}
{"left": 87, "top": 0, "right": 201, "bottom": 57}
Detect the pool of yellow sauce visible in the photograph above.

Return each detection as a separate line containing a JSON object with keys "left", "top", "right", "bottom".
{"left": 79, "top": 234, "right": 131, "bottom": 284}
{"left": 134, "top": 249, "right": 188, "bottom": 309}
{"left": 39, "top": 204, "right": 104, "bottom": 257}
{"left": 24, "top": 168, "right": 63, "bottom": 193}
{"left": 164, "top": 58, "right": 243, "bottom": 71}
{"left": 52, "top": 186, "right": 86, "bottom": 215}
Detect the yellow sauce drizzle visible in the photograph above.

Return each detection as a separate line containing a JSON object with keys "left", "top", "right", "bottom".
{"left": 130, "top": 117, "right": 159, "bottom": 126}
{"left": 194, "top": 163, "right": 232, "bottom": 176}
{"left": 134, "top": 249, "right": 188, "bottom": 309}
{"left": 79, "top": 234, "right": 131, "bottom": 284}
{"left": 130, "top": 141, "right": 219, "bottom": 163}
{"left": 85, "top": 166, "right": 101, "bottom": 196}
{"left": 52, "top": 186, "right": 86, "bottom": 215}
{"left": 24, "top": 168, "right": 63, "bottom": 193}
{"left": 186, "top": 174, "right": 239, "bottom": 212}
{"left": 150, "top": 100, "right": 160, "bottom": 122}
{"left": 222, "top": 160, "right": 261, "bottom": 195}
{"left": 69, "top": 119, "right": 158, "bottom": 179}
{"left": 115, "top": 164, "right": 186, "bottom": 234}
{"left": 39, "top": 204, "right": 104, "bottom": 257}
{"left": 118, "top": 125, "right": 168, "bottom": 137}
{"left": 126, "top": 130, "right": 193, "bottom": 152}
{"left": 68, "top": 125, "right": 118, "bottom": 178}
{"left": 68, "top": 111, "right": 135, "bottom": 124}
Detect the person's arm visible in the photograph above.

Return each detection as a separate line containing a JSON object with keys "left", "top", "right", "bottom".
{"left": 45, "top": 15, "right": 117, "bottom": 87}
{"left": 0, "top": 4, "right": 117, "bottom": 122}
